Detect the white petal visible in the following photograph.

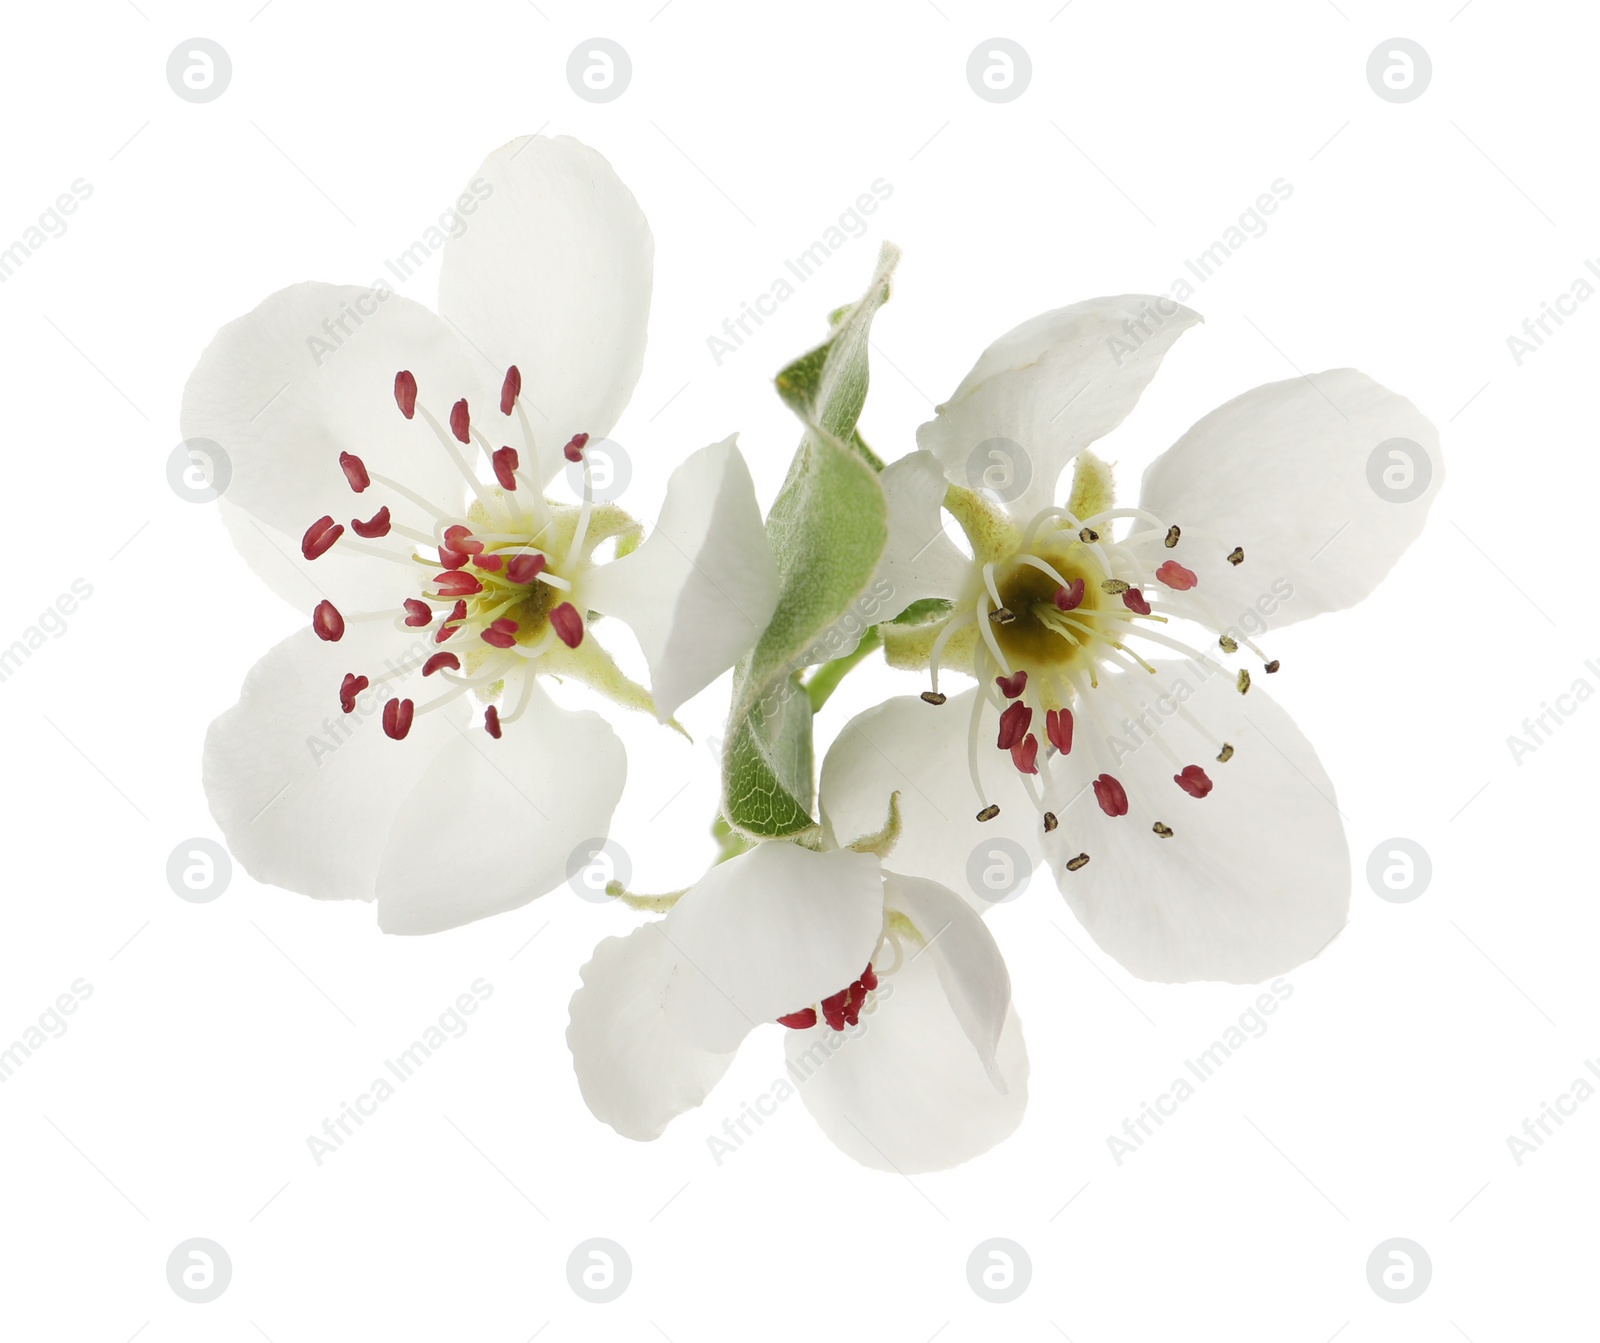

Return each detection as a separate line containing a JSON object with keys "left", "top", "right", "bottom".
{"left": 181, "top": 282, "right": 482, "bottom": 608}
{"left": 883, "top": 874, "right": 1012, "bottom": 1086}
{"left": 203, "top": 625, "right": 462, "bottom": 904}
{"left": 579, "top": 437, "right": 778, "bottom": 720}
{"left": 661, "top": 844, "right": 884, "bottom": 1052}
{"left": 375, "top": 683, "right": 625, "bottom": 934}
{"left": 1042, "top": 661, "right": 1349, "bottom": 984}
{"left": 437, "top": 136, "right": 653, "bottom": 476}
{"left": 1139, "top": 370, "right": 1441, "bottom": 630}
{"left": 819, "top": 690, "right": 1042, "bottom": 910}
{"left": 785, "top": 941, "right": 1028, "bottom": 1173}
{"left": 917, "top": 296, "right": 1201, "bottom": 521}
{"left": 567, "top": 923, "right": 739, "bottom": 1141}
{"left": 873, "top": 451, "right": 971, "bottom": 612}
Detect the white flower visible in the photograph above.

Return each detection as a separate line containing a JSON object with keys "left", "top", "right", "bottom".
{"left": 566, "top": 837, "right": 1027, "bottom": 1172}
{"left": 820, "top": 295, "right": 1442, "bottom": 983}
{"left": 186, "top": 136, "right": 778, "bottom": 934}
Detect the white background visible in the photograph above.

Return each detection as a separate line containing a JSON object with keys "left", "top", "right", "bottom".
{"left": 1, "top": 0, "right": 1595, "bottom": 1338}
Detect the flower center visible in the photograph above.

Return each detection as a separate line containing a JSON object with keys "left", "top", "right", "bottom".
{"left": 297, "top": 363, "right": 616, "bottom": 743}
{"left": 777, "top": 963, "right": 878, "bottom": 1032}
{"left": 912, "top": 488, "right": 1283, "bottom": 865}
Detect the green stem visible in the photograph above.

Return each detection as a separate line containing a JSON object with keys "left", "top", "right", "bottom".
{"left": 803, "top": 626, "right": 881, "bottom": 714}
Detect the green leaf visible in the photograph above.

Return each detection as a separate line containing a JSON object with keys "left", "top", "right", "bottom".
{"left": 722, "top": 243, "right": 900, "bottom": 838}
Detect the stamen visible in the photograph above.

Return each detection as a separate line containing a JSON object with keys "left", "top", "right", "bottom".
{"left": 312, "top": 600, "right": 344, "bottom": 642}
{"left": 976, "top": 804, "right": 1000, "bottom": 822}
{"left": 1100, "top": 579, "right": 1130, "bottom": 595}
{"left": 506, "top": 552, "right": 546, "bottom": 585}
{"left": 1174, "top": 765, "right": 1213, "bottom": 798}
{"left": 1065, "top": 853, "right": 1090, "bottom": 872}
{"left": 302, "top": 516, "right": 343, "bottom": 560}
{"left": 482, "top": 618, "right": 519, "bottom": 649}
{"left": 449, "top": 399, "right": 471, "bottom": 444}
{"left": 1011, "top": 733, "right": 1039, "bottom": 774}
{"left": 472, "top": 553, "right": 504, "bottom": 572}
{"left": 1264, "top": 659, "right": 1281, "bottom": 673}
{"left": 1237, "top": 669, "right": 1251, "bottom": 695}
{"left": 351, "top": 506, "right": 392, "bottom": 539}
{"left": 988, "top": 607, "right": 1015, "bottom": 624}
{"left": 1226, "top": 547, "right": 1245, "bottom": 566}
{"left": 394, "top": 370, "right": 417, "bottom": 419}
{"left": 1217, "top": 742, "right": 1235, "bottom": 763}
{"left": 1156, "top": 559, "right": 1197, "bottom": 591}
{"left": 921, "top": 690, "right": 947, "bottom": 705}
{"left": 492, "top": 446, "right": 519, "bottom": 491}
{"left": 436, "top": 599, "right": 467, "bottom": 643}
{"left": 1092, "top": 774, "right": 1129, "bottom": 817}
{"left": 443, "top": 524, "right": 484, "bottom": 555}
{"left": 1164, "top": 525, "right": 1180, "bottom": 548}
{"left": 997, "top": 701, "right": 1032, "bottom": 750}
{"left": 1054, "top": 579, "right": 1085, "bottom": 611}
{"left": 563, "top": 431, "right": 590, "bottom": 463}
{"left": 339, "top": 673, "right": 368, "bottom": 713}
{"left": 1042, "top": 811, "right": 1058, "bottom": 832}
{"left": 1153, "top": 821, "right": 1174, "bottom": 838}
{"left": 500, "top": 365, "right": 521, "bottom": 415}
{"left": 1046, "top": 707, "right": 1073, "bottom": 754}
{"left": 484, "top": 705, "right": 503, "bottom": 738}
{"left": 996, "top": 670, "right": 1028, "bottom": 699}
{"left": 778, "top": 1008, "right": 818, "bottom": 1029}
{"left": 1079, "top": 526, "right": 1099, "bottom": 543}
{"left": 422, "top": 652, "right": 461, "bottom": 677}
{"left": 1123, "top": 589, "right": 1151, "bottom": 615}
{"left": 432, "top": 571, "right": 483, "bottom": 597}
{"left": 1219, "top": 634, "right": 1239, "bottom": 653}
{"left": 550, "top": 603, "right": 584, "bottom": 648}
{"left": 339, "top": 452, "right": 370, "bottom": 492}
{"left": 381, "top": 698, "right": 415, "bottom": 740}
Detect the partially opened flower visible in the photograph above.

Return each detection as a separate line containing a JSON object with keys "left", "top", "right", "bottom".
{"left": 821, "top": 295, "right": 1441, "bottom": 983}
{"left": 567, "top": 833, "right": 1027, "bottom": 1172}
{"left": 188, "top": 136, "right": 778, "bottom": 933}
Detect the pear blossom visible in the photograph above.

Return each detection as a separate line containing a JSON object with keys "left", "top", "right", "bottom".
{"left": 820, "top": 295, "right": 1441, "bottom": 983}
{"left": 567, "top": 834, "right": 1027, "bottom": 1172}
{"left": 187, "top": 136, "right": 778, "bottom": 933}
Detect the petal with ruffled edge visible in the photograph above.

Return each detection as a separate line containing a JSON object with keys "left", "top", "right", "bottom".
{"left": 1042, "top": 661, "right": 1348, "bottom": 984}
{"left": 203, "top": 624, "right": 465, "bottom": 904}
{"left": 661, "top": 844, "right": 884, "bottom": 1051}
{"left": 785, "top": 884, "right": 1027, "bottom": 1174}
{"left": 567, "top": 921, "right": 740, "bottom": 1141}
{"left": 579, "top": 436, "right": 778, "bottom": 721}
{"left": 375, "top": 682, "right": 625, "bottom": 934}
{"left": 438, "top": 136, "right": 653, "bottom": 482}
{"left": 1139, "top": 370, "right": 1441, "bottom": 632}
{"left": 917, "top": 296, "right": 1201, "bottom": 523}
{"left": 182, "top": 282, "right": 486, "bottom": 612}
{"left": 819, "top": 689, "right": 1042, "bottom": 911}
